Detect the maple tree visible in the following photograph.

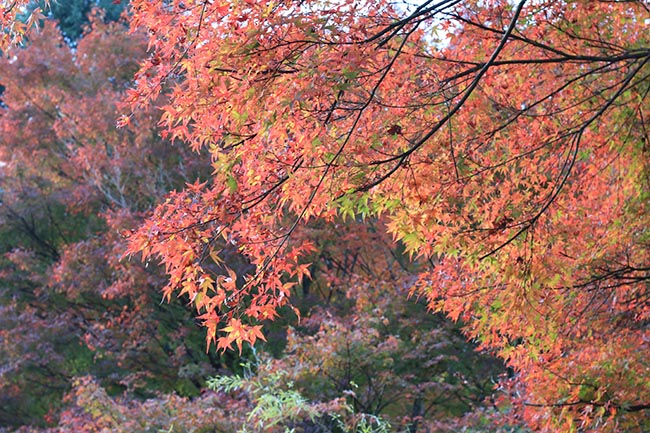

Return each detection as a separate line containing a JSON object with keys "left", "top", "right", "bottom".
{"left": 118, "top": 0, "right": 650, "bottom": 432}
{"left": 0, "top": 15, "right": 239, "bottom": 428}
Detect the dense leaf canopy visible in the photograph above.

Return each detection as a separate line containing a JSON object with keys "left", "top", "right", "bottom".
{"left": 124, "top": 1, "right": 650, "bottom": 431}
{"left": 1, "top": 1, "right": 649, "bottom": 432}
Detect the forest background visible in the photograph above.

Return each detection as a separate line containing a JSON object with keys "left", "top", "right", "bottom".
{"left": 0, "top": 1, "right": 648, "bottom": 433}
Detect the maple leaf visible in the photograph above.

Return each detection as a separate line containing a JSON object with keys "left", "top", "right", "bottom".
{"left": 218, "top": 319, "right": 266, "bottom": 354}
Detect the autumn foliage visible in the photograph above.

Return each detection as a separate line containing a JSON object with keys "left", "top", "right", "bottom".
{"left": 120, "top": 0, "right": 650, "bottom": 431}
{"left": 0, "top": 14, "right": 222, "bottom": 428}
{"left": 2, "top": 0, "right": 650, "bottom": 432}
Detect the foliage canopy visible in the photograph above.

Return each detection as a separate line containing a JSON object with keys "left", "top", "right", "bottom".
{"left": 2, "top": 0, "right": 649, "bottom": 432}
{"left": 123, "top": 1, "right": 650, "bottom": 430}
